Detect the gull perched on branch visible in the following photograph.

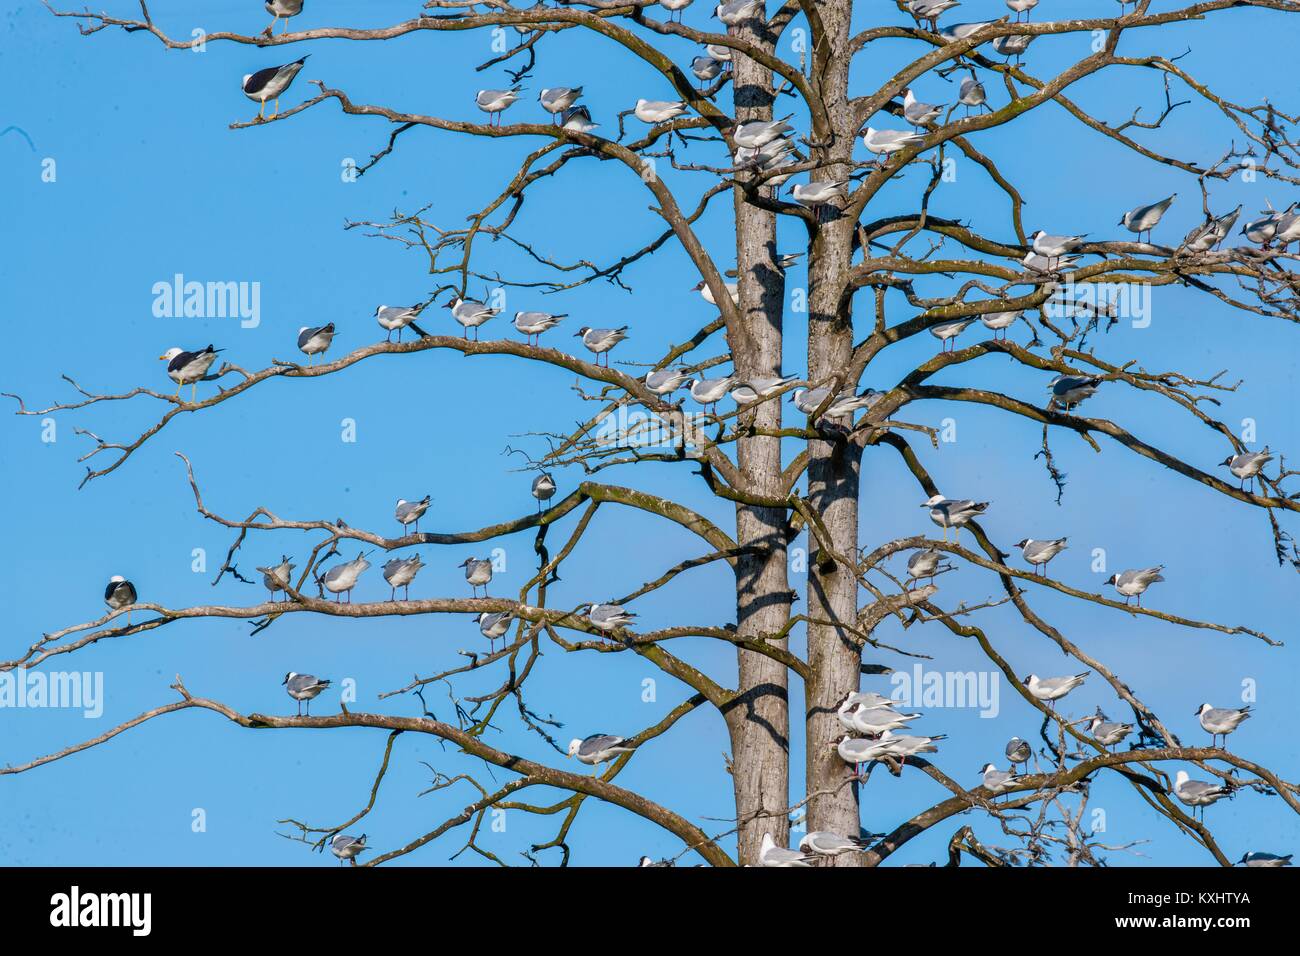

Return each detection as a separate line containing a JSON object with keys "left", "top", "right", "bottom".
{"left": 991, "top": 33, "right": 1033, "bottom": 63}
{"left": 514, "top": 310, "right": 566, "bottom": 345}
{"left": 459, "top": 557, "right": 493, "bottom": 597}
{"left": 264, "top": 0, "right": 304, "bottom": 35}
{"left": 322, "top": 552, "right": 371, "bottom": 603}
{"left": 645, "top": 367, "right": 691, "bottom": 396}
{"left": 531, "top": 472, "right": 557, "bottom": 510}
{"left": 1240, "top": 204, "right": 1294, "bottom": 246}
{"left": 1180, "top": 205, "right": 1241, "bottom": 253}
{"left": 691, "top": 278, "right": 739, "bottom": 307}
{"left": 1030, "top": 230, "right": 1087, "bottom": 269}
{"left": 635, "top": 99, "right": 688, "bottom": 124}
{"left": 395, "top": 495, "right": 431, "bottom": 534}
{"left": 1086, "top": 715, "right": 1134, "bottom": 750}
{"left": 758, "top": 833, "right": 814, "bottom": 867}
{"left": 575, "top": 326, "right": 629, "bottom": 366}
{"left": 1047, "top": 373, "right": 1102, "bottom": 411}
{"left": 1173, "top": 770, "right": 1234, "bottom": 820}
{"left": 939, "top": 20, "right": 998, "bottom": 42}
{"left": 792, "top": 180, "right": 848, "bottom": 213}
{"left": 661, "top": 0, "right": 694, "bottom": 22}
{"left": 1015, "top": 537, "right": 1067, "bottom": 575}
{"left": 981, "top": 309, "right": 1021, "bottom": 340}
{"left": 688, "top": 375, "right": 734, "bottom": 412}
{"left": 242, "top": 56, "right": 309, "bottom": 120}
{"left": 1104, "top": 566, "right": 1164, "bottom": 606}
{"left": 283, "top": 672, "right": 330, "bottom": 716}
{"left": 445, "top": 295, "right": 500, "bottom": 340}
{"left": 476, "top": 86, "right": 523, "bottom": 126}
{"left": 929, "top": 317, "right": 975, "bottom": 352}
{"left": 1238, "top": 852, "right": 1292, "bottom": 867}
{"left": 714, "top": 0, "right": 765, "bottom": 28}
{"left": 730, "top": 374, "right": 799, "bottom": 404}
{"left": 1023, "top": 672, "right": 1088, "bottom": 709}
{"left": 255, "top": 556, "right": 295, "bottom": 602}
{"left": 958, "top": 72, "right": 989, "bottom": 114}
{"left": 375, "top": 304, "right": 421, "bottom": 343}
{"left": 906, "top": 548, "right": 947, "bottom": 586}
{"left": 862, "top": 126, "right": 924, "bottom": 164}
{"left": 835, "top": 733, "right": 898, "bottom": 774}
{"left": 1005, "top": 0, "right": 1037, "bottom": 20}
{"left": 539, "top": 87, "right": 583, "bottom": 122}
{"left": 799, "top": 832, "right": 871, "bottom": 858}
{"left": 902, "top": 89, "right": 943, "bottom": 130}
{"left": 568, "top": 734, "right": 636, "bottom": 774}
{"left": 732, "top": 115, "right": 794, "bottom": 149}
{"left": 382, "top": 554, "right": 423, "bottom": 601}
{"left": 104, "top": 575, "right": 138, "bottom": 623}
{"left": 329, "top": 834, "right": 367, "bottom": 865}
{"left": 477, "top": 610, "right": 513, "bottom": 652}
{"left": 297, "top": 323, "right": 334, "bottom": 365}
{"left": 876, "top": 729, "right": 948, "bottom": 767}
{"left": 578, "top": 601, "right": 638, "bottom": 632}
{"left": 160, "top": 345, "right": 223, "bottom": 402}
{"left": 908, "top": 0, "right": 960, "bottom": 30}
{"left": 691, "top": 55, "right": 723, "bottom": 87}
{"left": 921, "top": 495, "right": 988, "bottom": 541}
{"left": 1195, "top": 703, "right": 1251, "bottom": 749}
{"left": 1006, "top": 737, "right": 1032, "bottom": 770}
{"left": 559, "top": 105, "right": 599, "bottom": 133}
{"left": 979, "top": 762, "right": 1020, "bottom": 794}
{"left": 1120, "top": 194, "right": 1176, "bottom": 244}
{"left": 1219, "top": 446, "right": 1272, "bottom": 492}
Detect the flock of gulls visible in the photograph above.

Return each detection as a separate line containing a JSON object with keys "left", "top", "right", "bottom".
{"left": 129, "top": 0, "right": 1290, "bottom": 869}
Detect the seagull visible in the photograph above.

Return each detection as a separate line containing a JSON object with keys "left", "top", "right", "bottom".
{"left": 798, "top": 831, "right": 870, "bottom": 858}
{"left": 634, "top": 99, "right": 688, "bottom": 124}
{"left": 1086, "top": 715, "right": 1134, "bottom": 750}
{"left": 848, "top": 704, "right": 923, "bottom": 736}
{"left": 297, "top": 323, "right": 334, "bottom": 365}
{"left": 1005, "top": 0, "right": 1036, "bottom": 20}
{"left": 980, "top": 309, "right": 1021, "bottom": 340}
{"left": 283, "top": 672, "right": 330, "bottom": 716}
{"left": 445, "top": 296, "right": 500, "bottom": 340}
{"left": 1048, "top": 373, "right": 1102, "bottom": 411}
{"left": 691, "top": 278, "right": 739, "bottom": 307}
{"left": 382, "top": 554, "right": 424, "bottom": 601}
{"left": 758, "top": 832, "right": 813, "bottom": 867}
{"left": 844, "top": 691, "right": 901, "bottom": 710}
{"left": 791, "top": 180, "right": 848, "bottom": 210}
{"left": 902, "top": 89, "right": 943, "bottom": 130}
{"left": 1195, "top": 703, "right": 1251, "bottom": 749}
{"left": 1274, "top": 208, "right": 1300, "bottom": 250}
{"left": 1219, "top": 446, "right": 1273, "bottom": 492}
{"left": 1237, "top": 851, "right": 1293, "bottom": 867}
{"left": 714, "top": 0, "right": 765, "bottom": 28}
{"left": 374, "top": 304, "right": 421, "bottom": 343}
{"left": 690, "top": 56, "right": 724, "bottom": 87}
{"left": 242, "top": 56, "right": 309, "bottom": 120}
{"left": 476, "top": 610, "right": 513, "bottom": 652}
{"left": 929, "top": 317, "right": 976, "bottom": 352}
{"left": 906, "top": 548, "right": 947, "bottom": 586}
{"left": 957, "top": 73, "right": 988, "bottom": 114}
{"left": 732, "top": 115, "right": 794, "bottom": 149}
{"left": 1030, "top": 230, "right": 1087, "bottom": 269}
{"left": 579, "top": 601, "right": 637, "bottom": 632}
{"left": 876, "top": 729, "right": 947, "bottom": 767}
{"left": 1180, "top": 205, "right": 1241, "bottom": 254}
{"left": 907, "top": 0, "right": 961, "bottom": 30}
{"left": 835, "top": 733, "right": 898, "bottom": 774}
{"left": 264, "top": 0, "right": 304, "bottom": 35}
{"left": 939, "top": 20, "right": 997, "bottom": 42}
{"left": 921, "top": 495, "right": 988, "bottom": 542}
{"left": 991, "top": 33, "right": 1032, "bottom": 63}
{"left": 322, "top": 551, "right": 371, "bottom": 603}
{"left": 104, "top": 575, "right": 138, "bottom": 624}
{"left": 688, "top": 375, "right": 735, "bottom": 412}
{"left": 568, "top": 734, "right": 636, "bottom": 774}
{"left": 1173, "top": 769, "right": 1234, "bottom": 820}
{"left": 1240, "top": 204, "right": 1293, "bottom": 247}
{"left": 705, "top": 43, "right": 734, "bottom": 63}
{"left": 645, "top": 367, "right": 691, "bottom": 396}
{"left": 1120, "top": 194, "right": 1176, "bottom": 244}
{"left": 329, "top": 833, "right": 367, "bottom": 865}
{"left": 574, "top": 326, "right": 629, "bottom": 366}
{"left": 476, "top": 86, "right": 523, "bottom": 126}
{"left": 160, "top": 345, "right": 223, "bottom": 401}
{"left": 1015, "top": 537, "right": 1067, "bottom": 575}
{"left": 862, "top": 126, "right": 925, "bottom": 164}
{"left": 979, "top": 762, "right": 1020, "bottom": 794}
{"left": 459, "top": 557, "right": 493, "bottom": 597}
{"left": 395, "top": 495, "right": 432, "bottom": 534}
{"left": 255, "top": 556, "right": 296, "bottom": 602}
{"left": 1005, "top": 736, "right": 1032, "bottom": 770}
{"left": 789, "top": 385, "right": 878, "bottom": 419}
{"left": 1022, "top": 250, "right": 1082, "bottom": 273}
{"left": 1104, "top": 566, "right": 1164, "bottom": 606}
{"left": 539, "top": 87, "right": 583, "bottom": 122}
{"left": 730, "top": 375, "right": 799, "bottom": 405}
{"left": 531, "top": 472, "right": 557, "bottom": 511}
{"left": 661, "top": 0, "right": 694, "bottom": 22}
{"left": 559, "top": 105, "right": 600, "bottom": 133}
{"left": 638, "top": 855, "right": 676, "bottom": 867}
{"left": 1023, "top": 672, "right": 1089, "bottom": 709}
{"left": 513, "top": 310, "right": 566, "bottom": 345}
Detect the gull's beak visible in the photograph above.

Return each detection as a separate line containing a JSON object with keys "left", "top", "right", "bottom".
{"left": 157, "top": 354, "right": 167, "bottom": 361}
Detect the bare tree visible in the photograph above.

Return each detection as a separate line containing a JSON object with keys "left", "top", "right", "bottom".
{"left": 8, "top": 0, "right": 1300, "bottom": 866}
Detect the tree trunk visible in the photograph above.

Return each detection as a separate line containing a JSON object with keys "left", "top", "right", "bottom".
{"left": 724, "top": 27, "right": 792, "bottom": 865}
{"left": 802, "top": 1, "right": 866, "bottom": 864}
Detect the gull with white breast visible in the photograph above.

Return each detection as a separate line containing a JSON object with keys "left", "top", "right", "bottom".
{"left": 575, "top": 326, "right": 629, "bottom": 366}
{"left": 1195, "top": 703, "right": 1251, "bottom": 749}
{"left": 921, "top": 495, "right": 988, "bottom": 542}
{"left": 1023, "top": 672, "right": 1089, "bottom": 709}
{"left": 1104, "top": 566, "right": 1164, "bottom": 606}
{"left": 1015, "top": 537, "right": 1067, "bottom": 575}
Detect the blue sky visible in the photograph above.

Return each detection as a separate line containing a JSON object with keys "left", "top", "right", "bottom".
{"left": 2, "top": 0, "right": 1297, "bottom": 866}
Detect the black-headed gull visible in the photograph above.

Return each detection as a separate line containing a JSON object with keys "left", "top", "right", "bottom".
{"left": 1194, "top": 703, "right": 1250, "bottom": 749}
{"left": 1104, "top": 566, "right": 1164, "bottom": 606}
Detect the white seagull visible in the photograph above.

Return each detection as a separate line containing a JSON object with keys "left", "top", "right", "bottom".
{"left": 283, "top": 672, "right": 331, "bottom": 716}
{"left": 1086, "top": 715, "right": 1134, "bottom": 750}
{"left": 539, "top": 87, "right": 583, "bottom": 122}
{"left": 476, "top": 86, "right": 522, "bottom": 126}
{"left": 1194, "top": 703, "right": 1251, "bottom": 749}
{"left": 375, "top": 304, "right": 421, "bottom": 343}
{"left": 574, "top": 326, "right": 629, "bottom": 366}
{"left": 395, "top": 495, "right": 432, "bottom": 534}
{"left": 514, "top": 310, "right": 566, "bottom": 345}
{"left": 646, "top": 367, "right": 691, "bottom": 396}
{"left": 264, "top": 0, "right": 304, "bottom": 35}
{"left": 242, "top": 56, "right": 309, "bottom": 120}
{"left": 634, "top": 99, "right": 688, "bottom": 124}
{"left": 1219, "top": 446, "right": 1273, "bottom": 492}
{"left": 104, "top": 575, "right": 138, "bottom": 623}
{"left": 382, "top": 554, "right": 424, "bottom": 601}
{"left": 1173, "top": 769, "right": 1234, "bottom": 819}
{"left": 688, "top": 375, "right": 735, "bottom": 412}
{"left": 255, "top": 556, "right": 296, "bottom": 603}
{"left": 1023, "top": 672, "right": 1089, "bottom": 709}
{"left": 979, "top": 762, "right": 1020, "bottom": 794}
{"left": 1120, "top": 194, "right": 1176, "bottom": 244}
{"left": 445, "top": 296, "right": 500, "bottom": 340}
{"left": 1048, "top": 373, "right": 1102, "bottom": 411}
{"left": 459, "top": 557, "right": 493, "bottom": 597}
{"left": 929, "top": 317, "right": 975, "bottom": 352}
{"left": 921, "top": 495, "right": 988, "bottom": 542}
{"left": 1015, "top": 537, "right": 1067, "bottom": 575}
{"left": 1104, "top": 566, "right": 1164, "bottom": 606}
{"left": 329, "top": 833, "right": 368, "bottom": 865}
{"left": 1180, "top": 205, "right": 1241, "bottom": 254}
{"left": 799, "top": 831, "right": 870, "bottom": 857}
{"left": 477, "top": 610, "right": 513, "bottom": 652}
{"left": 531, "top": 472, "right": 557, "bottom": 510}
{"left": 981, "top": 309, "right": 1021, "bottom": 340}
{"left": 759, "top": 832, "right": 813, "bottom": 867}
{"left": 579, "top": 602, "right": 637, "bottom": 632}
{"left": 160, "top": 345, "right": 223, "bottom": 401}
{"left": 322, "top": 552, "right": 371, "bottom": 603}
{"left": 862, "top": 126, "right": 925, "bottom": 163}
{"left": 297, "top": 323, "right": 334, "bottom": 365}
{"left": 568, "top": 734, "right": 636, "bottom": 773}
